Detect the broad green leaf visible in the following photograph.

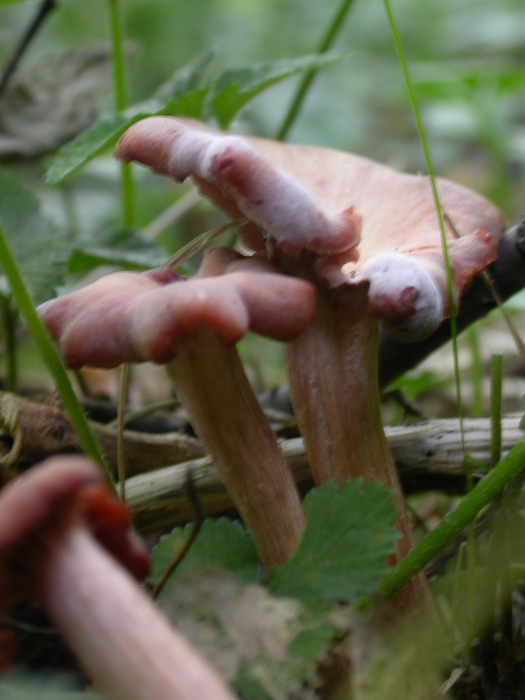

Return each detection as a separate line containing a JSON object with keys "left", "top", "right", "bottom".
{"left": 45, "top": 53, "right": 214, "bottom": 187}
{"left": 211, "top": 52, "right": 346, "bottom": 128}
{"left": 161, "top": 569, "right": 333, "bottom": 700}
{"left": 269, "top": 480, "right": 399, "bottom": 608}
{"left": 69, "top": 228, "right": 168, "bottom": 272}
{"left": 0, "top": 168, "right": 70, "bottom": 303}
{"left": 387, "top": 370, "right": 451, "bottom": 400}
{"left": 149, "top": 518, "right": 261, "bottom": 597}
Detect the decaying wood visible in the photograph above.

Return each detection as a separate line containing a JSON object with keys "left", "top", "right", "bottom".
{"left": 0, "top": 391, "right": 522, "bottom": 533}
{"left": 126, "top": 415, "right": 522, "bottom": 532}
{"left": 0, "top": 392, "right": 205, "bottom": 479}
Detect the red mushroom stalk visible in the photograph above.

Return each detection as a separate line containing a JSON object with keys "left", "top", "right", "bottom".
{"left": 0, "top": 456, "right": 236, "bottom": 700}
{"left": 115, "top": 117, "right": 505, "bottom": 606}
{"left": 39, "top": 249, "right": 315, "bottom": 567}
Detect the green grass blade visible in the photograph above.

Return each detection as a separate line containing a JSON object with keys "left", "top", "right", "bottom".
{"left": 379, "top": 433, "right": 525, "bottom": 597}
{"left": 0, "top": 221, "right": 112, "bottom": 485}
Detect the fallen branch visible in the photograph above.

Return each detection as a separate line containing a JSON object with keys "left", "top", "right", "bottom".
{"left": 125, "top": 415, "right": 522, "bottom": 532}
{"left": 0, "top": 392, "right": 204, "bottom": 480}
{"left": 0, "top": 392, "right": 521, "bottom": 533}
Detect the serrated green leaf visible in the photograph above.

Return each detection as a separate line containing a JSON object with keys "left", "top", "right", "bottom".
{"left": 211, "top": 52, "right": 346, "bottom": 128}
{"left": 269, "top": 480, "right": 399, "bottom": 608}
{"left": 149, "top": 518, "right": 261, "bottom": 596}
{"left": 45, "top": 53, "right": 214, "bottom": 186}
{"left": 161, "top": 569, "right": 334, "bottom": 700}
{"left": 0, "top": 168, "right": 70, "bottom": 303}
{"left": 69, "top": 228, "right": 168, "bottom": 273}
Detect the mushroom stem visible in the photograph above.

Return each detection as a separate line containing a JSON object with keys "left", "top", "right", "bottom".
{"left": 285, "top": 287, "right": 427, "bottom": 604}
{"left": 166, "top": 326, "right": 306, "bottom": 567}
{"left": 39, "top": 524, "right": 235, "bottom": 700}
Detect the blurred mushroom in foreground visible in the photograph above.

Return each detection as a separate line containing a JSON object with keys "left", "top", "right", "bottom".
{"left": 0, "top": 456, "right": 236, "bottom": 700}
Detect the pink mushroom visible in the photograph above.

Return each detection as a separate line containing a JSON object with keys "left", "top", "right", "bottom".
{"left": 39, "top": 248, "right": 315, "bottom": 567}
{"left": 0, "top": 456, "right": 236, "bottom": 700}
{"left": 115, "top": 117, "right": 505, "bottom": 606}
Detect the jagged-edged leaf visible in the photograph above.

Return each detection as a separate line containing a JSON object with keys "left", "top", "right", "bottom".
{"left": 69, "top": 228, "right": 168, "bottom": 272}
{"left": 0, "top": 168, "right": 70, "bottom": 303}
{"left": 45, "top": 53, "right": 214, "bottom": 186}
{"left": 269, "top": 480, "right": 399, "bottom": 608}
{"left": 0, "top": 49, "right": 110, "bottom": 161}
{"left": 150, "top": 518, "right": 261, "bottom": 597}
{"left": 211, "top": 52, "right": 346, "bottom": 128}
{"left": 161, "top": 569, "right": 333, "bottom": 700}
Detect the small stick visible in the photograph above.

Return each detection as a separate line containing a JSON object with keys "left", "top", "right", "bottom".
{"left": 0, "top": 0, "right": 56, "bottom": 101}
{"left": 150, "top": 469, "right": 203, "bottom": 600}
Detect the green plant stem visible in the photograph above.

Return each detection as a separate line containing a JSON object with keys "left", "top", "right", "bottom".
{"left": 276, "top": 0, "right": 356, "bottom": 140}
{"left": 1, "top": 296, "right": 18, "bottom": 393}
{"left": 468, "top": 325, "right": 484, "bottom": 419}
{"left": 383, "top": 0, "right": 467, "bottom": 450}
{"left": 379, "top": 434, "right": 525, "bottom": 598}
{"left": 0, "top": 221, "right": 112, "bottom": 485}
{"left": 490, "top": 353, "right": 503, "bottom": 467}
{"left": 108, "top": 0, "right": 136, "bottom": 228}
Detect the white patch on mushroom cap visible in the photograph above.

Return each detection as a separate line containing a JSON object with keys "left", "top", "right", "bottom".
{"left": 359, "top": 254, "right": 445, "bottom": 341}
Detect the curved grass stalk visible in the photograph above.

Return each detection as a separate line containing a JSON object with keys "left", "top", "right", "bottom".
{"left": 379, "top": 433, "right": 525, "bottom": 598}
{"left": 108, "top": 0, "right": 136, "bottom": 228}
{"left": 0, "top": 222, "right": 111, "bottom": 485}
{"left": 382, "top": 0, "right": 466, "bottom": 464}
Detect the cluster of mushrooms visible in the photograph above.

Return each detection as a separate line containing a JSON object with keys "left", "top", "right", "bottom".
{"left": 0, "top": 117, "right": 505, "bottom": 696}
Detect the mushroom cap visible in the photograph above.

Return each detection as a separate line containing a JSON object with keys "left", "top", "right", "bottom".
{"left": 116, "top": 117, "right": 505, "bottom": 340}
{"left": 38, "top": 248, "right": 316, "bottom": 369}
{"left": 0, "top": 456, "right": 150, "bottom": 611}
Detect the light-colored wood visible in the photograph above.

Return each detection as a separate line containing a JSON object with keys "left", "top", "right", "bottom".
{"left": 126, "top": 415, "right": 523, "bottom": 533}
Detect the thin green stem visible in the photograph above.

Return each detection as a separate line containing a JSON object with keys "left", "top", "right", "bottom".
{"left": 108, "top": 0, "right": 136, "bottom": 228}
{"left": 379, "top": 433, "right": 525, "bottom": 598}
{"left": 0, "top": 222, "right": 112, "bottom": 486}
{"left": 490, "top": 353, "right": 503, "bottom": 468}
{"left": 1, "top": 297, "right": 18, "bottom": 393}
{"left": 107, "top": 397, "right": 179, "bottom": 429}
{"left": 276, "top": 0, "right": 356, "bottom": 141}
{"left": 382, "top": 0, "right": 467, "bottom": 463}
{"left": 468, "top": 325, "right": 484, "bottom": 419}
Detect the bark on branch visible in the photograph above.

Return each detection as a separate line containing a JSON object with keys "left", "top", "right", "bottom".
{"left": 0, "top": 392, "right": 521, "bottom": 533}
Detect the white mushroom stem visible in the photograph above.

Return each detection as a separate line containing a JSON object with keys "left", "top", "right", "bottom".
{"left": 166, "top": 327, "right": 306, "bottom": 567}
{"left": 285, "top": 287, "right": 427, "bottom": 606}
{"left": 39, "top": 524, "right": 235, "bottom": 700}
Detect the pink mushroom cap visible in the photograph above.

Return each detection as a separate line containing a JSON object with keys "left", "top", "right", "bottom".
{"left": 38, "top": 248, "right": 316, "bottom": 369}
{"left": 115, "top": 117, "right": 505, "bottom": 341}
